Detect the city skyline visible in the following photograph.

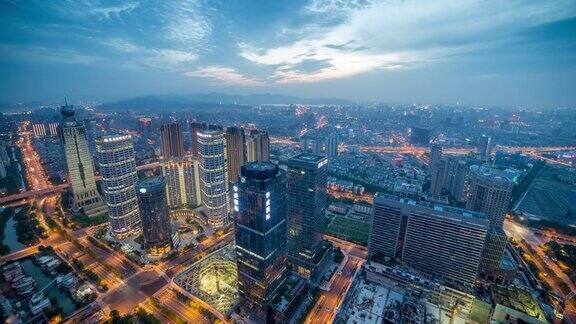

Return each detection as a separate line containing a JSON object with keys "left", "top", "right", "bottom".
{"left": 0, "top": 1, "right": 575, "bottom": 107}
{"left": 0, "top": 2, "right": 575, "bottom": 323}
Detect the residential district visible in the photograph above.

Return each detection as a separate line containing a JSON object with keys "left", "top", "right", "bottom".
{"left": 0, "top": 101, "right": 575, "bottom": 324}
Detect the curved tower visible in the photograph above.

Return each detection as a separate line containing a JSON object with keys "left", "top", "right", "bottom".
{"left": 96, "top": 134, "right": 141, "bottom": 239}
{"left": 197, "top": 125, "right": 229, "bottom": 227}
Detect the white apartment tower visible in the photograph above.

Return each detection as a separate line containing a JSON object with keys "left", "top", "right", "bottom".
{"left": 96, "top": 134, "right": 141, "bottom": 239}
{"left": 161, "top": 156, "right": 202, "bottom": 208}
{"left": 197, "top": 125, "right": 229, "bottom": 228}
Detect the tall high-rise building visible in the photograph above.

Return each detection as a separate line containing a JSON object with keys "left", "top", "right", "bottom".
{"left": 369, "top": 193, "right": 489, "bottom": 290}
{"left": 444, "top": 157, "right": 469, "bottom": 202}
{"left": 198, "top": 125, "right": 229, "bottom": 227}
{"left": 286, "top": 153, "right": 328, "bottom": 279}
{"left": 137, "top": 177, "right": 173, "bottom": 256}
{"left": 234, "top": 162, "right": 287, "bottom": 321}
{"left": 429, "top": 143, "right": 444, "bottom": 195}
{"left": 225, "top": 126, "right": 246, "bottom": 184}
{"left": 467, "top": 165, "right": 514, "bottom": 272}
{"left": 467, "top": 165, "right": 513, "bottom": 229}
{"left": 160, "top": 122, "right": 185, "bottom": 158}
{"left": 59, "top": 104, "right": 107, "bottom": 217}
{"left": 96, "top": 134, "right": 141, "bottom": 239}
{"left": 301, "top": 131, "right": 339, "bottom": 157}
{"left": 429, "top": 143, "right": 442, "bottom": 173}
{"left": 246, "top": 129, "right": 270, "bottom": 162}
{"left": 478, "top": 134, "right": 494, "bottom": 161}
{"left": 161, "top": 156, "right": 201, "bottom": 208}
{"left": 190, "top": 121, "right": 207, "bottom": 158}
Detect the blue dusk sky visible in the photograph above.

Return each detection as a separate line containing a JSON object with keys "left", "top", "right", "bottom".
{"left": 1, "top": 0, "right": 575, "bottom": 107}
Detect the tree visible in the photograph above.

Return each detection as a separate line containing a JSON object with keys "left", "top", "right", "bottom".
{"left": 333, "top": 247, "right": 344, "bottom": 263}
{"left": 110, "top": 310, "right": 120, "bottom": 319}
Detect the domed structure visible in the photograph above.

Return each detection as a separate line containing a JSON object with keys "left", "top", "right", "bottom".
{"left": 60, "top": 104, "right": 75, "bottom": 118}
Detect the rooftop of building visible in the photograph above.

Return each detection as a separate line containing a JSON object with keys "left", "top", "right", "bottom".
{"left": 470, "top": 164, "right": 520, "bottom": 183}
{"left": 240, "top": 161, "right": 279, "bottom": 180}
{"left": 287, "top": 153, "right": 327, "bottom": 167}
{"left": 96, "top": 134, "right": 132, "bottom": 143}
{"left": 393, "top": 181, "right": 422, "bottom": 193}
{"left": 198, "top": 124, "right": 225, "bottom": 134}
{"left": 374, "top": 193, "right": 486, "bottom": 221}
{"left": 269, "top": 272, "right": 308, "bottom": 313}
{"left": 137, "top": 176, "right": 165, "bottom": 191}
{"left": 489, "top": 285, "right": 547, "bottom": 323}
{"left": 60, "top": 104, "right": 75, "bottom": 118}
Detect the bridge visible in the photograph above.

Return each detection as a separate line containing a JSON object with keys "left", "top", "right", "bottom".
{"left": 0, "top": 162, "right": 160, "bottom": 207}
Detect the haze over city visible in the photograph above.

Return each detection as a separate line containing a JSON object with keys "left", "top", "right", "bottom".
{"left": 1, "top": 0, "right": 576, "bottom": 107}
{"left": 1, "top": 1, "right": 576, "bottom": 324}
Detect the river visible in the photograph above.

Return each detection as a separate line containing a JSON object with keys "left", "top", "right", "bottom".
{"left": 2, "top": 207, "right": 77, "bottom": 316}
{"left": 3, "top": 211, "right": 25, "bottom": 252}
{"left": 20, "top": 258, "right": 77, "bottom": 316}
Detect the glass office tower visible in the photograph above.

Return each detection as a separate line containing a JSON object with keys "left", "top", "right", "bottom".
{"left": 286, "top": 153, "right": 328, "bottom": 279}
{"left": 234, "top": 162, "right": 287, "bottom": 322}
{"left": 137, "top": 177, "right": 173, "bottom": 256}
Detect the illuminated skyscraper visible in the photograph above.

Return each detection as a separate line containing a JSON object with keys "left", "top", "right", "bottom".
{"left": 161, "top": 156, "right": 201, "bottom": 208}
{"left": 190, "top": 121, "right": 207, "bottom": 158}
{"left": 96, "top": 134, "right": 141, "bottom": 239}
{"left": 246, "top": 129, "right": 270, "bottom": 162}
{"left": 198, "top": 125, "right": 229, "bottom": 227}
{"left": 137, "top": 177, "right": 173, "bottom": 256}
{"left": 59, "top": 104, "right": 107, "bottom": 217}
{"left": 286, "top": 153, "right": 328, "bottom": 279}
{"left": 225, "top": 126, "right": 246, "bottom": 184}
{"left": 234, "top": 162, "right": 287, "bottom": 321}
{"left": 160, "top": 122, "right": 185, "bottom": 158}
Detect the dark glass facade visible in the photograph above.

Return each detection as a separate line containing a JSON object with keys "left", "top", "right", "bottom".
{"left": 137, "top": 177, "right": 173, "bottom": 256}
{"left": 234, "top": 162, "right": 287, "bottom": 322}
{"left": 286, "top": 153, "right": 328, "bottom": 278}
{"left": 160, "top": 122, "right": 185, "bottom": 158}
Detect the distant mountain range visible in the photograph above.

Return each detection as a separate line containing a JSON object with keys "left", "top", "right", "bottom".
{"left": 99, "top": 93, "right": 354, "bottom": 110}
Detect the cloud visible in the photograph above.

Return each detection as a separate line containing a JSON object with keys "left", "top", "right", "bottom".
{"left": 103, "top": 39, "right": 197, "bottom": 71}
{"left": 106, "top": 39, "right": 141, "bottom": 53}
{"left": 185, "top": 66, "right": 264, "bottom": 86}
{"left": 162, "top": 1, "right": 211, "bottom": 51}
{"left": 89, "top": 2, "right": 139, "bottom": 20}
{"left": 0, "top": 43, "right": 100, "bottom": 65}
{"left": 305, "top": 0, "right": 372, "bottom": 13}
{"left": 240, "top": 0, "right": 576, "bottom": 83}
